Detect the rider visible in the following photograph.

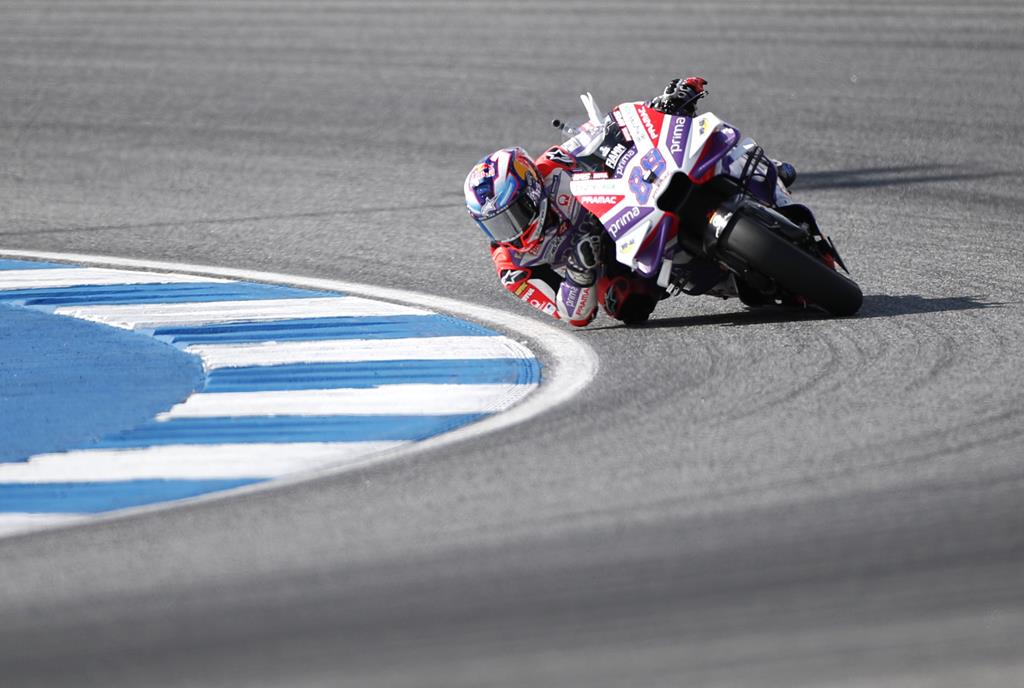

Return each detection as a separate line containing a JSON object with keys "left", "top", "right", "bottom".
{"left": 463, "top": 77, "right": 796, "bottom": 327}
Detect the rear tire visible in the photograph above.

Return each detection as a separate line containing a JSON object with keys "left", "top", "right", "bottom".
{"left": 720, "top": 213, "right": 862, "bottom": 316}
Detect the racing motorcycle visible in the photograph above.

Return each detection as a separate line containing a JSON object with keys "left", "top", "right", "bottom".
{"left": 555, "top": 90, "right": 862, "bottom": 317}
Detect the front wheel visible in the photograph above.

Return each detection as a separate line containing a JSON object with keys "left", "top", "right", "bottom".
{"left": 719, "top": 211, "right": 862, "bottom": 316}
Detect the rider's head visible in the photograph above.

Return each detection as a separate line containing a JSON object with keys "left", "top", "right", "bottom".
{"left": 464, "top": 146, "right": 548, "bottom": 252}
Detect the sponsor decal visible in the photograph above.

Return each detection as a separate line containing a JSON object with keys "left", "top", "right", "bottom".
{"left": 573, "top": 171, "right": 608, "bottom": 181}
{"left": 572, "top": 287, "right": 593, "bottom": 318}
{"left": 603, "top": 282, "right": 622, "bottom": 316}
{"left": 598, "top": 204, "right": 655, "bottom": 241}
{"left": 545, "top": 147, "right": 575, "bottom": 167}
{"left": 612, "top": 107, "right": 633, "bottom": 142}
{"left": 603, "top": 205, "right": 653, "bottom": 240}
{"left": 580, "top": 194, "right": 620, "bottom": 205}
{"left": 604, "top": 143, "right": 628, "bottom": 171}
{"left": 528, "top": 293, "right": 552, "bottom": 310}
{"left": 562, "top": 282, "right": 580, "bottom": 307}
{"left": 514, "top": 282, "right": 529, "bottom": 296}
{"left": 639, "top": 108, "right": 657, "bottom": 140}
{"left": 613, "top": 147, "right": 638, "bottom": 178}
{"left": 668, "top": 116, "right": 690, "bottom": 166}
{"left": 652, "top": 170, "right": 671, "bottom": 193}
{"left": 564, "top": 134, "right": 584, "bottom": 155}
{"left": 636, "top": 105, "right": 664, "bottom": 146}
{"left": 577, "top": 193, "right": 625, "bottom": 219}
{"left": 501, "top": 269, "right": 528, "bottom": 287}
{"left": 609, "top": 207, "right": 640, "bottom": 235}
{"left": 524, "top": 175, "right": 543, "bottom": 205}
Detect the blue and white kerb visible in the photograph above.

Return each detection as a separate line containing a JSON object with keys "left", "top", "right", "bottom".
{"left": 0, "top": 258, "right": 541, "bottom": 536}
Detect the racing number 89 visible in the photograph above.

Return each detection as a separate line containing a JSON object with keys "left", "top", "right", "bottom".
{"left": 628, "top": 148, "right": 667, "bottom": 204}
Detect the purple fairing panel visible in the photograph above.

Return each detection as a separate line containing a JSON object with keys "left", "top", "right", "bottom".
{"left": 602, "top": 205, "right": 654, "bottom": 241}
{"left": 633, "top": 215, "right": 674, "bottom": 277}
{"left": 689, "top": 126, "right": 741, "bottom": 182}
{"left": 665, "top": 116, "right": 692, "bottom": 168}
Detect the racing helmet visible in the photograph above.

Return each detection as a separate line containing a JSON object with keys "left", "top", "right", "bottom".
{"left": 464, "top": 146, "right": 548, "bottom": 250}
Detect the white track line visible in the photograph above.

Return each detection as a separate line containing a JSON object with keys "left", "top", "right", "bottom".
{"left": 0, "top": 250, "right": 599, "bottom": 525}
{"left": 0, "top": 443, "right": 408, "bottom": 482}
{"left": 0, "top": 514, "right": 86, "bottom": 536}
{"left": 190, "top": 335, "right": 534, "bottom": 369}
{"left": 57, "top": 296, "right": 429, "bottom": 330}
{"left": 157, "top": 383, "right": 536, "bottom": 419}
{"left": 0, "top": 267, "right": 226, "bottom": 290}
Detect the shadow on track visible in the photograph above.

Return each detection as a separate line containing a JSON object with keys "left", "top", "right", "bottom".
{"left": 623, "top": 308, "right": 826, "bottom": 330}
{"left": 796, "top": 164, "right": 1008, "bottom": 191}
{"left": 856, "top": 294, "right": 1006, "bottom": 317}
{"left": 588, "top": 294, "right": 1002, "bottom": 331}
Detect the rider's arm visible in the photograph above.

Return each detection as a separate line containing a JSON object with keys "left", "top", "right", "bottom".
{"left": 495, "top": 146, "right": 599, "bottom": 327}
{"left": 535, "top": 145, "right": 576, "bottom": 176}
{"left": 491, "top": 243, "right": 563, "bottom": 321}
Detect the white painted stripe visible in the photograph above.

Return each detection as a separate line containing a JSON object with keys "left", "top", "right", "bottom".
{"left": 0, "top": 442, "right": 407, "bottom": 482}
{"left": 189, "top": 335, "right": 534, "bottom": 369}
{"left": 0, "top": 513, "right": 85, "bottom": 537}
{"left": 0, "top": 267, "right": 227, "bottom": 290}
{"left": 55, "top": 296, "right": 429, "bottom": 330}
{"left": 157, "top": 383, "right": 537, "bottom": 419}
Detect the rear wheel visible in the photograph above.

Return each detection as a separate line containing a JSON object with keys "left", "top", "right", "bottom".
{"left": 720, "top": 212, "right": 862, "bottom": 316}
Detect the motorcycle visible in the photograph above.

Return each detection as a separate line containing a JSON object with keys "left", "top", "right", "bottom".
{"left": 554, "top": 90, "right": 862, "bottom": 318}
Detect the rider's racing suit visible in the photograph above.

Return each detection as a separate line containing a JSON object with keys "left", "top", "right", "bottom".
{"left": 490, "top": 146, "right": 656, "bottom": 327}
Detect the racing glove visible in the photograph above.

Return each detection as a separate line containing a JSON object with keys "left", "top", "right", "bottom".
{"left": 564, "top": 231, "right": 603, "bottom": 286}
{"left": 650, "top": 76, "right": 707, "bottom": 116}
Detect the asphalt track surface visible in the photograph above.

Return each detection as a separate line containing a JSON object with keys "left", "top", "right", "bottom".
{"left": 2, "top": 1, "right": 1023, "bottom": 686}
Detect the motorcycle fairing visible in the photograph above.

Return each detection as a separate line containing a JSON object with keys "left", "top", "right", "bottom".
{"left": 570, "top": 102, "right": 742, "bottom": 282}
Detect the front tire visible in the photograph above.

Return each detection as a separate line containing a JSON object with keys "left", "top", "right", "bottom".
{"left": 720, "top": 212, "right": 862, "bottom": 316}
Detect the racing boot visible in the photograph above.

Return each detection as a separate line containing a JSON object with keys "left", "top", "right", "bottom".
{"left": 774, "top": 160, "right": 797, "bottom": 189}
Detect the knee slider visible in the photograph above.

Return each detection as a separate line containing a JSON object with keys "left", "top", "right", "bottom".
{"left": 599, "top": 275, "right": 658, "bottom": 324}
{"left": 598, "top": 275, "right": 631, "bottom": 319}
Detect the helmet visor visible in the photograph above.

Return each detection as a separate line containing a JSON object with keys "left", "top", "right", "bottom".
{"left": 477, "top": 192, "right": 540, "bottom": 243}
